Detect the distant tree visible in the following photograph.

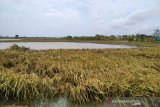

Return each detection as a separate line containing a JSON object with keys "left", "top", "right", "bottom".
{"left": 110, "top": 35, "right": 116, "bottom": 40}
{"left": 122, "top": 35, "right": 128, "bottom": 40}
{"left": 135, "top": 34, "right": 146, "bottom": 42}
{"left": 95, "top": 34, "right": 105, "bottom": 40}
{"left": 128, "top": 36, "right": 134, "bottom": 41}
{"left": 15, "top": 35, "right": 19, "bottom": 39}
{"left": 66, "top": 36, "right": 72, "bottom": 39}
{"left": 153, "top": 29, "right": 160, "bottom": 37}
{"left": 95, "top": 34, "right": 100, "bottom": 37}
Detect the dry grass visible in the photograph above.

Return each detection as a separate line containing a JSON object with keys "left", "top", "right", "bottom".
{"left": 0, "top": 47, "right": 160, "bottom": 103}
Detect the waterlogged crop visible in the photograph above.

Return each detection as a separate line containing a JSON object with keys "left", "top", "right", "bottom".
{"left": 0, "top": 46, "right": 160, "bottom": 103}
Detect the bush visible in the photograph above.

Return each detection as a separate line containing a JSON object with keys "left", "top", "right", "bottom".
{"left": 9, "top": 44, "right": 30, "bottom": 51}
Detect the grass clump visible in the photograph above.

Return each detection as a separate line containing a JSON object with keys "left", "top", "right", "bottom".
{"left": 2, "top": 60, "right": 14, "bottom": 68}
{"left": 9, "top": 44, "right": 30, "bottom": 51}
{"left": 0, "top": 47, "right": 160, "bottom": 103}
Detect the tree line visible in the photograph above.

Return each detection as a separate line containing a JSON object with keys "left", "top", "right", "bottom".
{"left": 64, "top": 29, "right": 160, "bottom": 42}
{"left": 1, "top": 29, "right": 159, "bottom": 42}
{"left": 64, "top": 34, "right": 155, "bottom": 42}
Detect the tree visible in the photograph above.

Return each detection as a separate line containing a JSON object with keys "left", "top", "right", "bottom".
{"left": 153, "top": 29, "right": 160, "bottom": 37}
{"left": 110, "top": 35, "right": 116, "bottom": 40}
{"left": 15, "top": 35, "right": 19, "bottom": 39}
{"left": 66, "top": 36, "right": 72, "bottom": 39}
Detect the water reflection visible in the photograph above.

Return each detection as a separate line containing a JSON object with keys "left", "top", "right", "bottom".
{"left": 1, "top": 97, "right": 159, "bottom": 107}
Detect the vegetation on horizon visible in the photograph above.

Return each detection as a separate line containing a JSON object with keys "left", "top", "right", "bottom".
{"left": 0, "top": 35, "right": 159, "bottom": 47}
{"left": 65, "top": 34, "right": 155, "bottom": 42}
{"left": 0, "top": 46, "right": 160, "bottom": 103}
{"left": 1, "top": 29, "right": 160, "bottom": 43}
{"left": 0, "top": 29, "right": 160, "bottom": 47}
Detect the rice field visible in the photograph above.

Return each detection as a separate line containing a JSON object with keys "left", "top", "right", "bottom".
{"left": 0, "top": 46, "right": 160, "bottom": 104}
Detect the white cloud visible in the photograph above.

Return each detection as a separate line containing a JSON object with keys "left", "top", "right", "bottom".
{"left": 108, "top": 8, "right": 160, "bottom": 34}
{"left": 43, "top": 8, "right": 81, "bottom": 20}
{"left": 0, "top": 0, "right": 160, "bottom": 36}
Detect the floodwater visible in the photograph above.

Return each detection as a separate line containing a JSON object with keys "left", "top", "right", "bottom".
{"left": 0, "top": 97, "right": 159, "bottom": 107}
{"left": 0, "top": 42, "right": 137, "bottom": 50}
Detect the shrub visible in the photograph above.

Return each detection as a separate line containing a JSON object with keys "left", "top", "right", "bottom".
{"left": 9, "top": 44, "right": 30, "bottom": 51}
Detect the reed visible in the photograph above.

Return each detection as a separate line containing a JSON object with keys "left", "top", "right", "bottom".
{"left": 0, "top": 46, "right": 160, "bottom": 103}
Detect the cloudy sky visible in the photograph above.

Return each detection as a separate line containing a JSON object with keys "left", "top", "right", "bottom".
{"left": 0, "top": 0, "right": 160, "bottom": 37}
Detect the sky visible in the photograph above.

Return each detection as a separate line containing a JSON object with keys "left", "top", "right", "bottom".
{"left": 0, "top": 0, "right": 160, "bottom": 37}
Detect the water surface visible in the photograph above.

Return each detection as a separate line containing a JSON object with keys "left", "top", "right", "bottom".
{"left": 1, "top": 97, "right": 159, "bottom": 107}
{"left": 0, "top": 42, "right": 136, "bottom": 50}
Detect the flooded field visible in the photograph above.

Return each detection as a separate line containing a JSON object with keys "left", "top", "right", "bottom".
{"left": 0, "top": 42, "right": 136, "bottom": 50}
